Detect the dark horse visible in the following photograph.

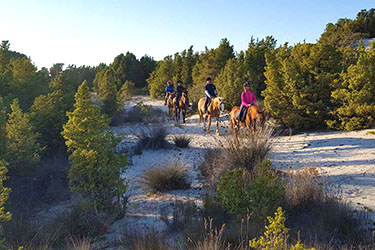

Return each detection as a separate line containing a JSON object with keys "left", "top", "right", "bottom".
{"left": 173, "top": 91, "right": 189, "bottom": 123}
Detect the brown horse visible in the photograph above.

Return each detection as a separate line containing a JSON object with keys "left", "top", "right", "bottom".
{"left": 198, "top": 97, "right": 224, "bottom": 136}
{"left": 166, "top": 92, "right": 176, "bottom": 116}
{"left": 229, "top": 105, "right": 266, "bottom": 138}
{"left": 173, "top": 91, "right": 189, "bottom": 123}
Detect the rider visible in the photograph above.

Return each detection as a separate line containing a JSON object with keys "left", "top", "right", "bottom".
{"left": 238, "top": 81, "right": 256, "bottom": 123}
{"left": 204, "top": 77, "right": 218, "bottom": 114}
{"left": 175, "top": 80, "right": 185, "bottom": 108}
{"left": 164, "top": 80, "right": 174, "bottom": 106}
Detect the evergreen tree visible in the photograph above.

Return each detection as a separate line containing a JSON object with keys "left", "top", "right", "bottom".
{"left": 215, "top": 54, "right": 246, "bottom": 109}
{"left": 190, "top": 39, "right": 234, "bottom": 103}
{"left": 244, "top": 36, "right": 276, "bottom": 97}
{"left": 0, "top": 160, "right": 11, "bottom": 227}
{"left": 117, "top": 80, "right": 136, "bottom": 108}
{"left": 6, "top": 99, "right": 41, "bottom": 168}
{"left": 148, "top": 56, "right": 174, "bottom": 98}
{"left": 30, "top": 89, "right": 68, "bottom": 154}
{"left": 328, "top": 43, "right": 375, "bottom": 130}
{"left": 61, "top": 81, "right": 127, "bottom": 207}
{"left": 0, "top": 98, "right": 8, "bottom": 158}
{"left": 190, "top": 49, "right": 218, "bottom": 103}
{"left": 263, "top": 43, "right": 342, "bottom": 131}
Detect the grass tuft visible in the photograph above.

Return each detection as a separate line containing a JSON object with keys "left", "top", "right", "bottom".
{"left": 173, "top": 135, "right": 191, "bottom": 148}
{"left": 142, "top": 164, "right": 191, "bottom": 192}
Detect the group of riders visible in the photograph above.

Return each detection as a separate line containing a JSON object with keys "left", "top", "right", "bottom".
{"left": 164, "top": 77, "right": 257, "bottom": 124}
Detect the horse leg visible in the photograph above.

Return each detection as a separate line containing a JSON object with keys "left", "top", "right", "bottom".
{"left": 215, "top": 116, "right": 219, "bottom": 136}
{"left": 203, "top": 114, "right": 207, "bottom": 131}
{"left": 207, "top": 116, "right": 211, "bottom": 133}
{"left": 182, "top": 109, "right": 186, "bottom": 123}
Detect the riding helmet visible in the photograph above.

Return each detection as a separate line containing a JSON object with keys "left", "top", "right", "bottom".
{"left": 243, "top": 81, "right": 250, "bottom": 87}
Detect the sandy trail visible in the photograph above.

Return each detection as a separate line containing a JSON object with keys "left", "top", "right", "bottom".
{"left": 95, "top": 96, "right": 375, "bottom": 248}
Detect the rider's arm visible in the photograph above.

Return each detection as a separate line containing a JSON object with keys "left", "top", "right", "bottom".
{"left": 250, "top": 91, "right": 256, "bottom": 104}
{"left": 241, "top": 92, "right": 249, "bottom": 107}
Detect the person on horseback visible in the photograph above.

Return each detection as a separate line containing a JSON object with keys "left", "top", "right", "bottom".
{"left": 204, "top": 77, "right": 218, "bottom": 114}
{"left": 175, "top": 80, "right": 185, "bottom": 109}
{"left": 238, "top": 81, "right": 256, "bottom": 123}
{"left": 164, "top": 80, "right": 174, "bottom": 106}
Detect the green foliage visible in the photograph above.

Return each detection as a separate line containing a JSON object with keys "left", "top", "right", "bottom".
{"left": 61, "top": 81, "right": 127, "bottom": 208}
{"left": 6, "top": 99, "right": 41, "bottom": 168}
{"left": 0, "top": 160, "right": 11, "bottom": 225}
{"left": 117, "top": 80, "right": 136, "bottom": 107}
{"left": 190, "top": 39, "right": 234, "bottom": 104}
{"left": 30, "top": 90, "right": 68, "bottom": 154}
{"left": 244, "top": 36, "right": 277, "bottom": 98}
{"left": 328, "top": 45, "right": 375, "bottom": 130}
{"left": 319, "top": 8, "right": 375, "bottom": 47}
{"left": 263, "top": 43, "right": 342, "bottom": 130}
{"left": 249, "top": 207, "right": 316, "bottom": 250}
{"left": 217, "top": 159, "right": 284, "bottom": 218}
{"left": 215, "top": 56, "right": 245, "bottom": 109}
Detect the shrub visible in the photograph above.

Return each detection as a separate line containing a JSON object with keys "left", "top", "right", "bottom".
{"left": 201, "top": 125, "right": 274, "bottom": 187}
{"left": 217, "top": 159, "right": 284, "bottom": 219}
{"left": 284, "top": 168, "right": 365, "bottom": 245}
{"left": 142, "top": 164, "right": 190, "bottom": 192}
{"left": 187, "top": 219, "right": 230, "bottom": 250}
{"left": 125, "top": 102, "right": 165, "bottom": 123}
{"left": 284, "top": 168, "right": 327, "bottom": 209}
{"left": 173, "top": 135, "right": 191, "bottom": 148}
{"left": 47, "top": 202, "right": 108, "bottom": 244}
{"left": 135, "top": 126, "right": 169, "bottom": 153}
{"left": 123, "top": 230, "right": 170, "bottom": 250}
{"left": 249, "top": 207, "right": 316, "bottom": 250}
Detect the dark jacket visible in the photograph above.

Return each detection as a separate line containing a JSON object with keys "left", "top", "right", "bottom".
{"left": 176, "top": 85, "right": 184, "bottom": 95}
{"left": 205, "top": 83, "right": 217, "bottom": 98}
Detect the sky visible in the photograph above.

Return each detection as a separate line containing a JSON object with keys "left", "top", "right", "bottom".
{"left": 1, "top": 0, "right": 374, "bottom": 69}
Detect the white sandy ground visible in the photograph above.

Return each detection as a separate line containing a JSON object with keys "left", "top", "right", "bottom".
{"left": 88, "top": 96, "right": 375, "bottom": 249}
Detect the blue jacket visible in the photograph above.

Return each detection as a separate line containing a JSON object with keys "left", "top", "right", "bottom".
{"left": 165, "top": 86, "right": 174, "bottom": 93}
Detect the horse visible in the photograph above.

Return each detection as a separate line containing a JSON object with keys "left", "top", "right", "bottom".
{"left": 166, "top": 92, "right": 176, "bottom": 116}
{"left": 229, "top": 104, "right": 266, "bottom": 138}
{"left": 198, "top": 97, "right": 224, "bottom": 136}
{"left": 173, "top": 91, "right": 189, "bottom": 123}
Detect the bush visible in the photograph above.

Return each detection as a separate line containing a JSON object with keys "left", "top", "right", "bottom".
{"left": 135, "top": 126, "right": 169, "bottom": 153}
{"left": 47, "top": 202, "right": 108, "bottom": 244}
{"left": 284, "top": 168, "right": 365, "bottom": 245}
{"left": 284, "top": 168, "right": 327, "bottom": 209}
{"left": 142, "top": 164, "right": 190, "bottom": 192}
{"left": 249, "top": 207, "right": 315, "bottom": 250}
{"left": 125, "top": 102, "right": 165, "bottom": 123}
{"left": 201, "top": 125, "right": 274, "bottom": 187}
{"left": 173, "top": 135, "right": 191, "bottom": 148}
{"left": 216, "top": 159, "right": 284, "bottom": 219}
{"left": 123, "top": 230, "right": 170, "bottom": 250}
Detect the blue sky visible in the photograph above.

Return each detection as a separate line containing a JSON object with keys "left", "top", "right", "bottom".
{"left": 1, "top": 0, "right": 374, "bottom": 69}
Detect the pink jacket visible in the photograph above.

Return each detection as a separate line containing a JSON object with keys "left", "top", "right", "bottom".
{"left": 241, "top": 90, "right": 256, "bottom": 107}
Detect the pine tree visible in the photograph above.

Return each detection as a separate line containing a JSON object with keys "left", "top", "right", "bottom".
{"left": 117, "top": 80, "right": 136, "bottom": 108}
{"left": 61, "top": 81, "right": 127, "bottom": 207}
{"left": 6, "top": 99, "right": 41, "bottom": 168}
{"left": 215, "top": 55, "right": 245, "bottom": 109}
{"left": 328, "top": 43, "right": 375, "bottom": 130}
{"left": 0, "top": 160, "right": 11, "bottom": 227}
{"left": 148, "top": 56, "right": 174, "bottom": 98}
{"left": 30, "top": 89, "right": 68, "bottom": 154}
{"left": 263, "top": 43, "right": 342, "bottom": 131}
{"left": 244, "top": 36, "right": 276, "bottom": 98}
